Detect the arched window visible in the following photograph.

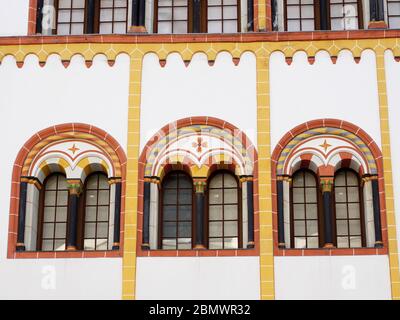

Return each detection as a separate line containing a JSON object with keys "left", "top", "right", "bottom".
{"left": 83, "top": 173, "right": 111, "bottom": 251}
{"left": 160, "top": 171, "right": 193, "bottom": 249}
{"left": 208, "top": 171, "right": 240, "bottom": 249}
{"left": 154, "top": 0, "right": 241, "bottom": 34}
{"left": 38, "top": 173, "right": 69, "bottom": 251}
{"left": 334, "top": 169, "right": 364, "bottom": 248}
{"left": 284, "top": 0, "right": 316, "bottom": 32}
{"left": 291, "top": 170, "right": 319, "bottom": 248}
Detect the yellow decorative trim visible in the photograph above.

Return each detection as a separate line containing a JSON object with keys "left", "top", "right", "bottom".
{"left": 375, "top": 52, "right": 400, "bottom": 300}
{"left": 122, "top": 54, "right": 143, "bottom": 300}
{"left": 257, "top": 54, "right": 275, "bottom": 300}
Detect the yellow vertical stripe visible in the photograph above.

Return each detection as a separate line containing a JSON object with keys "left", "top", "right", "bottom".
{"left": 376, "top": 51, "right": 400, "bottom": 300}
{"left": 122, "top": 53, "right": 143, "bottom": 300}
{"left": 257, "top": 54, "right": 275, "bottom": 300}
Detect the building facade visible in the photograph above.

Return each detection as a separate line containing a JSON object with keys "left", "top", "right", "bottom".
{"left": 0, "top": 0, "right": 399, "bottom": 300}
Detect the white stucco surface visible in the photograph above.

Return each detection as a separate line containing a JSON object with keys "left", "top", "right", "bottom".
{"left": 136, "top": 256, "right": 261, "bottom": 300}
{"left": 274, "top": 255, "right": 391, "bottom": 300}
{"left": 0, "top": 54, "right": 130, "bottom": 299}
{"left": 269, "top": 49, "right": 382, "bottom": 150}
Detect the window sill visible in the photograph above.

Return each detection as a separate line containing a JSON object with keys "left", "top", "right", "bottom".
{"left": 10, "top": 250, "right": 122, "bottom": 259}
{"left": 137, "top": 248, "right": 259, "bottom": 257}
{"left": 274, "top": 247, "right": 388, "bottom": 256}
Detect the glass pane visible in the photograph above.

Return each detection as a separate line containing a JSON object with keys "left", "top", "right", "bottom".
{"left": 97, "top": 222, "right": 108, "bottom": 238}
{"left": 209, "top": 237, "right": 223, "bottom": 249}
{"left": 223, "top": 20, "right": 237, "bottom": 33}
{"left": 335, "top": 187, "right": 347, "bottom": 202}
{"left": 162, "top": 238, "right": 177, "bottom": 250}
{"left": 337, "top": 236, "right": 349, "bottom": 248}
{"left": 96, "top": 239, "right": 108, "bottom": 250}
{"left": 209, "top": 174, "right": 223, "bottom": 188}
{"left": 224, "top": 205, "right": 238, "bottom": 220}
{"left": 178, "top": 222, "right": 191, "bottom": 237}
{"left": 293, "top": 204, "right": 305, "bottom": 219}
{"left": 209, "top": 205, "right": 223, "bottom": 220}
{"left": 163, "top": 206, "right": 177, "bottom": 221}
{"left": 98, "top": 190, "right": 110, "bottom": 205}
{"left": 224, "top": 237, "right": 238, "bottom": 249}
{"left": 54, "top": 240, "right": 66, "bottom": 251}
{"left": 44, "top": 207, "right": 55, "bottom": 222}
{"left": 209, "top": 221, "right": 223, "bottom": 237}
{"left": 293, "top": 173, "right": 304, "bottom": 187}
{"left": 208, "top": 21, "right": 222, "bottom": 33}
{"left": 177, "top": 238, "right": 191, "bottom": 249}
{"left": 179, "top": 189, "right": 192, "bottom": 205}
{"left": 349, "top": 220, "right": 361, "bottom": 236}
{"left": 350, "top": 236, "right": 362, "bottom": 248}
{"left": 348, "top": 203, "right": 360, "bottom": 219}
{"left": 57, "top": 191, "right": 68, "bottom": 206}
{"left": 209, "top": 189, "right": 223, "bottom": 204}
{"left": 208, "top": 7, "right": 222, "bottom": 20}
{"left": 336, "top": 220, "right": 348, "bottom": 236}
{"left": 85, "top": 223, "right": 96, "bottom": 238}
{"left": 85, "top": 206, "right": 97, "bottom": 222}
{"left": 224, "top": 174, "right": 237, "bottom": 188}
{"left": 173, "top": 21, "right": 187, "bottom": 33}
{"left": 98, "top": 175, "right": 109, "bottom": 189}
{"left": 306, "top": 204, "right": 318, "bottom": 219}
{"left": 84, "top": 239, "right": 96, "bottom": 250}
{"left": 306, "top": 221, "right": 318, "bottom": 236}
{"left": 292, "top": 188, "right": 304, "bottom": 203}
{"left": 97, "top": 206, "right": 109, "bottom": 221}
{"left": 45, "top": 191, "right": 56, "bottom": 206}
{"left": 163, "top": 189, "right": 177, "bottom": 204}
{"left": 307, "top": 237, "right": 319, "bottom": 248}
{"left": 86, "top": 190, "right": 98, "bottom": 205}
{"left": 43, "top": 223, "right": 54, "bottom": 238}
{"left": 179, "top": 205, "right": 192, "bottom": 221}
{"left": 336, "top": 203, "right": 347, "bottom": 219}
{"left": 305, "top": 188, "right": 316, "bottom": 202}
{"left": 335, "top": 172, "right": 346, "bottom": 186}
{"left": 42, "top": 240, "right": 53, "bottom": 251}
{"left": 224, "top": 221, "right": 238, "bottom": 237}
{"left": 294, "top": 237, "right": 306, "bottom": 248}
{"left": 163, "top": 174, "right": 177, "bottom": 188}
{"left": 163, "top": 222, "right": 177, "bottom": 238}
{"left": 224, "top": 189, "right": 238, "bottom": 203}
{"left": 304, "top": 172, "right": 316, "bottom": 186}
{"left": 294, "top": 221, "right": 305, "bottom": 236}
{"left": 347, "top": 187, "right": 359, "bottom": 202}
{"left": 55, "top": 223, "right": 66, "bottom": 238}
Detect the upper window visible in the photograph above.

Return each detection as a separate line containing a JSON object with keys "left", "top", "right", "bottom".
{"left": 39, "top": 173, "right": 69, "bottom": 251}
{"left": 39, "top": 0, "right": 128, "bottom": 35}
{"left": 285, "top": 0, "right": 316, "bottom": 32}
{"left": 208, "top": 172, "right": 240, "bottom": 249}
{"left": 387, "top": 0, "right": 400, "bottom": 28}
{"left": 334, "top": 169, "right": 364, "bottom": 248}
{"left": 160, "top": 171, "right": 193, "bottom": 250}
{"left": 291, "top": 170, "right": 320, "bottom": 249}
{"left": 329, "top": 0, "right": 362, "bottom": 30}
{"left": 83, "top": 173, "right": 111, "bottom": 251}
{"left": 283, "top": 0, "right": 363, "bottom": 31}
{"left": 154, "top": 0, "right": 241, "bottom": 34}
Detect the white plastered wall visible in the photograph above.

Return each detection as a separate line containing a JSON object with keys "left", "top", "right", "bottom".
{"left": 0, "top": 0, "right": 30, "bottom": 36}
{"left": 138, "top": 51, "right": 259, "bottom": 299}
{"left": 136, "top": 257, "right": 260, "bottom": 300}
{"left": 384, "top": 49, "right": 400, "bottom": 279}
{"left": 0, "top": 53, "right": 131, "bottom": 299}
{"left": 269, "top": 49, "right": 391, "bottom": 299}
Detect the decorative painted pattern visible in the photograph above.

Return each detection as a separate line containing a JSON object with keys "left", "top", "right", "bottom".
{"left": 276, "top": 128, "right": 378, "bottom": 175}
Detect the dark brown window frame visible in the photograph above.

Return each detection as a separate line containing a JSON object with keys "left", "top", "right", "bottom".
{"left": 283, "top": 0, "right": 364, "bottom": 31}
{"left": 332, "top": 168, "right": 366, "bottom": 248}
{"left": 37, "top": 173, "right": 69, "bottom": 251}
{"left": 206, "top": 170, "right": 242, "bottom": 250}
{"left": 158, "top": 170, "right": 195, "bottom": 250}
{"left": 153, "top": 0, "right": 241, "bottom": 34}
{"left": 289, "top": 169, "right": 323, "bottom": 249}
{"left": 387, "top": 0, "right": 400, "bottom": 29}
{"left": 80, "top": 172, "right": 111, "bottom": 251}
{"left": 49, "top": 0, "right": 129, "bottom": 35}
